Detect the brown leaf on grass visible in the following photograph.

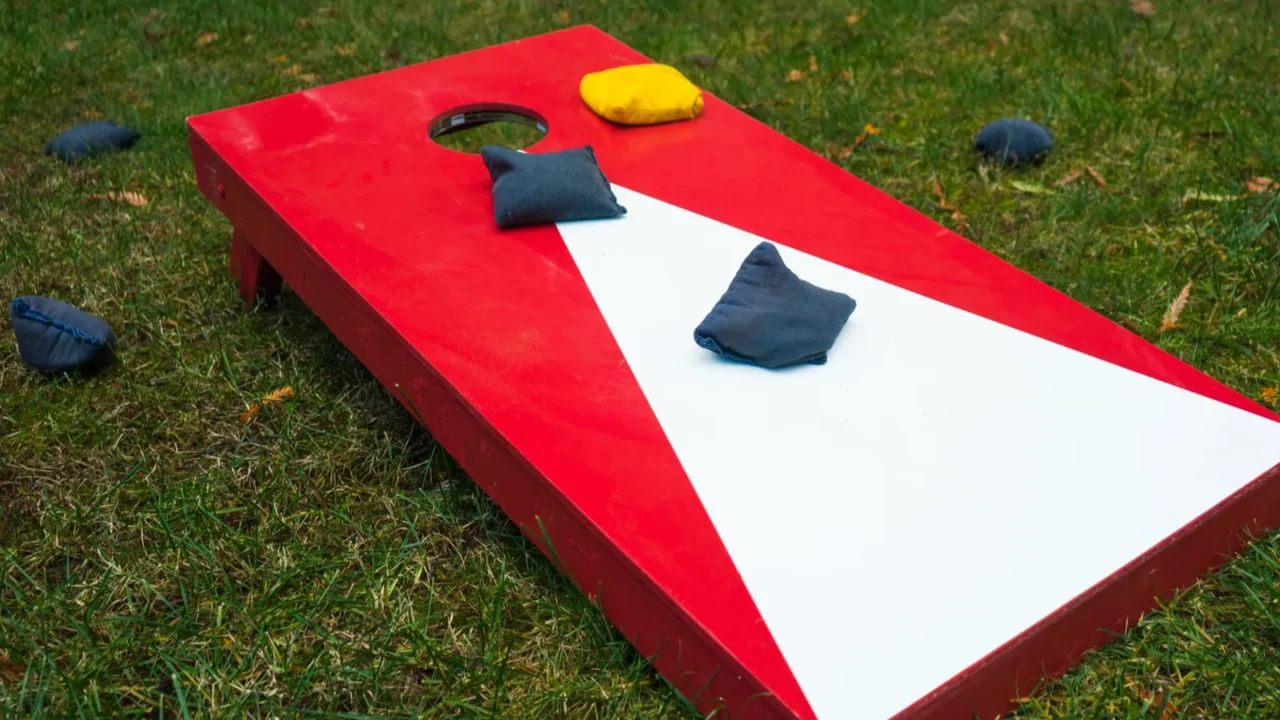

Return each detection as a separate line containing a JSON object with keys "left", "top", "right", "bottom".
{"left": 1131, "top": 0, "right": 1156, "bottom": 17}
{"left": 1159, "top": 281, "right": 1192, "bottom": 334}
{"left": 998, "top": 32, "right": 1009, "bottom": 45}
{"left": 808, "top": 54, "right": 819, "bottom": 72}
{"left": 240, "top": 385, "right": 297, "bottom": 424}
{"left": 1054, "top": 170, "right": 1084, "bottom": 187}
{"left": 280, "top": 64, "right": 303, "bottom": 76}
{"left": 0, "top": 662, "right": 20, "bottom": 683}
{"left": 64, "top": 39, "right": 82, "bottom": 50}
{"left": 1262, "top": 387, "right": 1279, "bottom": 406}
{"left": 554, "top": 9, "right": 571, "bottom": 23}
{"left": 931, "top": 178, "right": 958, "bottom": 211}
{"left": 335, "top": 43, "right": 356, "bottom": 57}
{"left": 931, "top": 178, "right": 968, "bottom": 228}
{"left": 297, "top": 17, "right": 311, "bottom": 28}
{"left": 846, "top": 9, "right": 867, "bottom": 26}
{"left": 839, "top": 69, "right": 852, "bottom": 81}
{"left": 786, "top": 68, "right": 806, "bottom": 82}
{"left": 1085, "top": 166, "right": 1108, "bottom": 188}
{"left": 88, "top": 191, "right": 148, "bottom": 207}
{"left": 830, "top": 123, "right": 881, "bottom": 159}
{"left": 83, "top": 109, "right": 104, "bottom": 120}
{"left": 1246, "top": 176, "right": 1276, "bottom": 194}
{"left": 1104, "top": 243, "right": 1125, "bottom": 255}
{"left": 1136, "top": 687, "right": 1178, "bottom": 720}
{"left": 270, "top": 53, "right": 289, "bottom": 64}
{"left": 196, "top": 32, "right": 218, "bottom": 46}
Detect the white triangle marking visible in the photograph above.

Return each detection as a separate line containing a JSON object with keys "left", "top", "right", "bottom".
{"left": 558, "top": 186, "right": 1280, "bottom": 720}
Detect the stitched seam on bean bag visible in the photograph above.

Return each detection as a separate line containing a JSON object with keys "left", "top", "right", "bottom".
{"left": 10, "top": 299, "right": 106, "bottom": 346}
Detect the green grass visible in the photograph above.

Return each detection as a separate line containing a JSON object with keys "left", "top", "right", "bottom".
{"left": 3, "top": 0, "right": 1280, "bottom": 717}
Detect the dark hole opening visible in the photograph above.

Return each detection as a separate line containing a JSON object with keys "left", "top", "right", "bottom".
{"left": 428, "top": 105, "right": 548, "bottom": 154}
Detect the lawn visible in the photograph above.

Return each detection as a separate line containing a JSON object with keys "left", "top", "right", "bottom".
{"left": 3, "top": 0, "right": 1280, "bottom": 717}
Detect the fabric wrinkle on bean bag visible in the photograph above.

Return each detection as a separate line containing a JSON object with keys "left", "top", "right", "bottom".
{"left": 580, "top": 63, "right": 704, "bottom": 126}
{"left": 481, "top": 145, "right": 627, "bottom": 229}
{"left": 974, "top": 118, "right": 1053, "bottom": 165}
{"left": 11, "top": 296, "right": 116, "bottom": 373}
{"left": 694, "top": 242, "right": 857, "bottom": 369}
{"left": 45, "top": 121, "right": 141, "bottom": 163}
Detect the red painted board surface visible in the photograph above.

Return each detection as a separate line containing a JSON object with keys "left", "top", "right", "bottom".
{"left": 189, "top": 26, "right": 1280, "bottom": 720}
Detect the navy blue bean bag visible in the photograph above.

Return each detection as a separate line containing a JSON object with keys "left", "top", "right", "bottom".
{"left": 975, "top": 118, "right": 1053, "bottom": 165}
{"left": 11, "top": 297, "right": 116, "bottom": 372}
{"left": 45, "top": 121, "right": 141, "bottom": 163}
{"left": 481, "top": 145, "right": 626, "bottom": 229}
{"left": 694, "top": 242, "right": 857, "bottom": 369}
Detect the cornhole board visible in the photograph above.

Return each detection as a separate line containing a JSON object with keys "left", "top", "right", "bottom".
{"left": 187, "top": 26, "right": 1280, "bottom": 720}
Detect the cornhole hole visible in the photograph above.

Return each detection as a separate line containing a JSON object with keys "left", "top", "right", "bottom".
{"left": 187, "top": 26, "right": 1280, "bottom": 720}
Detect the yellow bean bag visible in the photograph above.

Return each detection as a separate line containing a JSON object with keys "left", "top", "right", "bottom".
{"left": 579, "top": 63, "right": 704, "bottom": 126}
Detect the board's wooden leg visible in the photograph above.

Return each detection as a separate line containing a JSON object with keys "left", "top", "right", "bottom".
{"left": 229, "top": 229, "right": 282, "bottom": 307}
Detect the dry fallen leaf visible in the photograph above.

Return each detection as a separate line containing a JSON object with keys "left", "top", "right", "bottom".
{"left": 88, "top": 191, "right": 148, "bottom": 207}
{"left": 1262, "top": 387, "right": 1279, "bottom": 406}
{"left": 786, "top": 68, "right": 806, "bottom": 82}
{"left": 998, "top": 32, "right": 1009, "bottom": 45}
{"left": 335, "top": 43, "right": 355, "bottom": 57}
{"left": 1159, "top": 281, "right": 1192, "bottom": 334}
{"left": 0, "top": 661, "right": 21, "bottom": 683}
{"left": 1135, "top": 686, "right": 1178, "bottom": 720}
{"left": 64, "top": 39, "right": 82, "bottom": 50}
{"left": 831, "top": 123, "right": 881, "bottom": 159}
{"left": 1054, "top": 170, "right": 1084, "bottom": 187}
{"left": 554, "top": 9, "right": 571, "bottom": 23}
{"left": 297, "top": 17, "right": 311, "bottom": 28}
{"left": 280, "top": 64, "right": 303, "bottom": 76}
{"left": 1246, "top": 176, "right": 1276, "bottom": 194}
{"left": 196, "top": 32, "right": 218, "bottom": 46}
{"left": 83, "top": 109, "right": 104, "bottom": 120}
{"left": 839, "top": 69, "right": 852, "bottom": 81}
{"left": 1131, "top": 0, "right": 1156, "bottom": 17}
{"left": 931, "top": 178, "right": 968, "bottom": 228}
{"left": 240, "top": 385, "right": 297, "bottom": 424}
{"left": 1103, "top": 243, "right": 1125, "bottom": 255}
{"left": 1085, "top": 166, "right": 1108, "bottom": 188}
{"left": 270, "top": 53, "right": 289, "bottom": 64}
{"left": 808, "top": 54, "right": 819, "bottom": 72}
{"left": 846, "top": 8, "right": 867, "bottom": 25}
{"left": 932, "top": 178, "right": 958, "bottom": 211}
{"left": 300, "top": 73, "right": 318, "bottom": 82}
